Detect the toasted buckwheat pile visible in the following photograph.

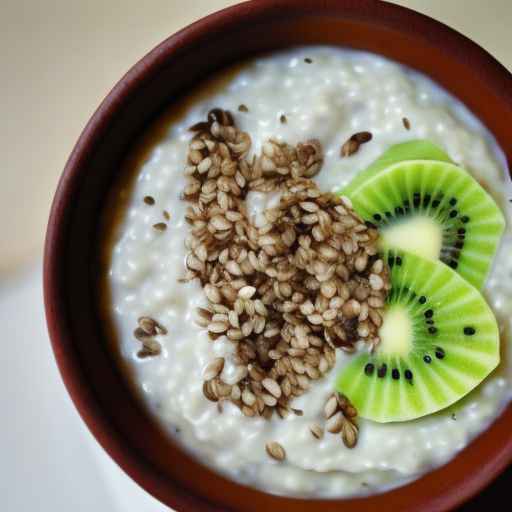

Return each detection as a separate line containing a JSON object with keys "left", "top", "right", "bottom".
{"left": 182, "top": 109, "right": 390, "bottom": 420}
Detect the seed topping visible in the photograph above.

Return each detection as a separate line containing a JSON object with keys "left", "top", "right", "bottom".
{"left": 203, "top": 357, "right": 225, "bottom": 380}
{"left": 153, "top": 222, "right": 167, "bottom": 232}
{"left": 265, "top": 441, "right": 286, "bottom": 461}
{"left": 322, "top": 392, "right": 359, "bottom": 448}
{"left": 132, "top": 317, "right": 165, "bottom": 358}
{"left": 180, "top": 109, "right": 389, "bottom": 420}
{"left": 310, "top": 423, "right": 324, "bottom": 439}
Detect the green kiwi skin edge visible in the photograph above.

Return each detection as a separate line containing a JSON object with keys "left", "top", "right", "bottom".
{"left": 336, "top": 250, "right": 500, "bottom": 424}
{"left": 341, "top": 139, "right": 452, "bottom": 197}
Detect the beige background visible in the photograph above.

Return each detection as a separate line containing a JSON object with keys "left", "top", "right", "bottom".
{"left": 1, "top": 0, "right": 511, "bottom": 276}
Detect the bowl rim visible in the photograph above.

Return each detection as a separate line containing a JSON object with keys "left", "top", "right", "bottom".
{"left": 44, "top": 0, "right": 512, "bottom": 511}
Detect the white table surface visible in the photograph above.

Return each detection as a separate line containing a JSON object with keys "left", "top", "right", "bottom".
{"left": 1, "top": 1, "right": 511, "bottom": 510}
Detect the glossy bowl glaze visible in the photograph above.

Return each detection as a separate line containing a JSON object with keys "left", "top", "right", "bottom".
{"left": 44, "top": 1, "right": 512, "bottom": 510}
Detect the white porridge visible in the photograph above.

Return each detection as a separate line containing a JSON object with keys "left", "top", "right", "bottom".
{"left": 100, "top": 47, "right": 512, "bottom": 498}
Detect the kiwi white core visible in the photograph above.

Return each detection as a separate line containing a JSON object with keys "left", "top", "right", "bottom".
{"left": 378, "top": 305, "right": 413, "bottom": 356}
{"left": 381, "top": 216, "right": 442, "bottom": 261}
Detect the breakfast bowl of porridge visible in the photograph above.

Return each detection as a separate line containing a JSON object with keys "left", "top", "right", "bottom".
{"left": 44, "top": 1, "right": 512, "bottom": 510}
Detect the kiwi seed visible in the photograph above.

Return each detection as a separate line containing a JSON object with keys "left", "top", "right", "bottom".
{"left": 377, "top": 364, "right": 387, "bottom": 378}
{"left": 435, "top": 347, "right": 445, "bottom": 359}
{"left": 423, "top": 355, "right": 432, "bottom": 364}
{"left": 392, "top": 369, "right": 400, "bottom": 380}
{"left": 364, "top": 363, "right": 374, "bottom": 375}
{"left": 388, "top": 256, "right": 402, "bottom": 267}
{"left": 464, "top": 327, "right": 476, "bottom": 336}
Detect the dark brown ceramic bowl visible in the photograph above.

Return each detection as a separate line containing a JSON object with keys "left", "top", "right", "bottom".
{"left": 44, "top": 1, "right": 512, "bottom": 510}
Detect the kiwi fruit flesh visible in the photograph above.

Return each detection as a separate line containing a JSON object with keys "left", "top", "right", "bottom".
{"left": 342, "top": 139, "right": 452, "bottom": 197}
{"left": 336, "top": 250, "right": 500, "bottom": 423}
{"left": 346, "top": 160, "right": 505, "bottom": 289}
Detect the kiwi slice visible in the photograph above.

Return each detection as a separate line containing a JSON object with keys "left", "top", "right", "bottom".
{"left": 336, "top": 250, "right": 500, "bottom": 423}
{"left": 346, "top": 160, "right": 505, "bottom": 289}
{"left": 342, "top": 139, "right": 452, "bottom": 197}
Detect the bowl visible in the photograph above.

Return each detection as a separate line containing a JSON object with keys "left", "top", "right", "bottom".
{"left": 44, "top": 0, "right": 512, "bottom": 510}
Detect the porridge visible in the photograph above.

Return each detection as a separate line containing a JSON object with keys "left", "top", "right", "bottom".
{"left": 100, "top": 47, "right": 512, "bottom": 497}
